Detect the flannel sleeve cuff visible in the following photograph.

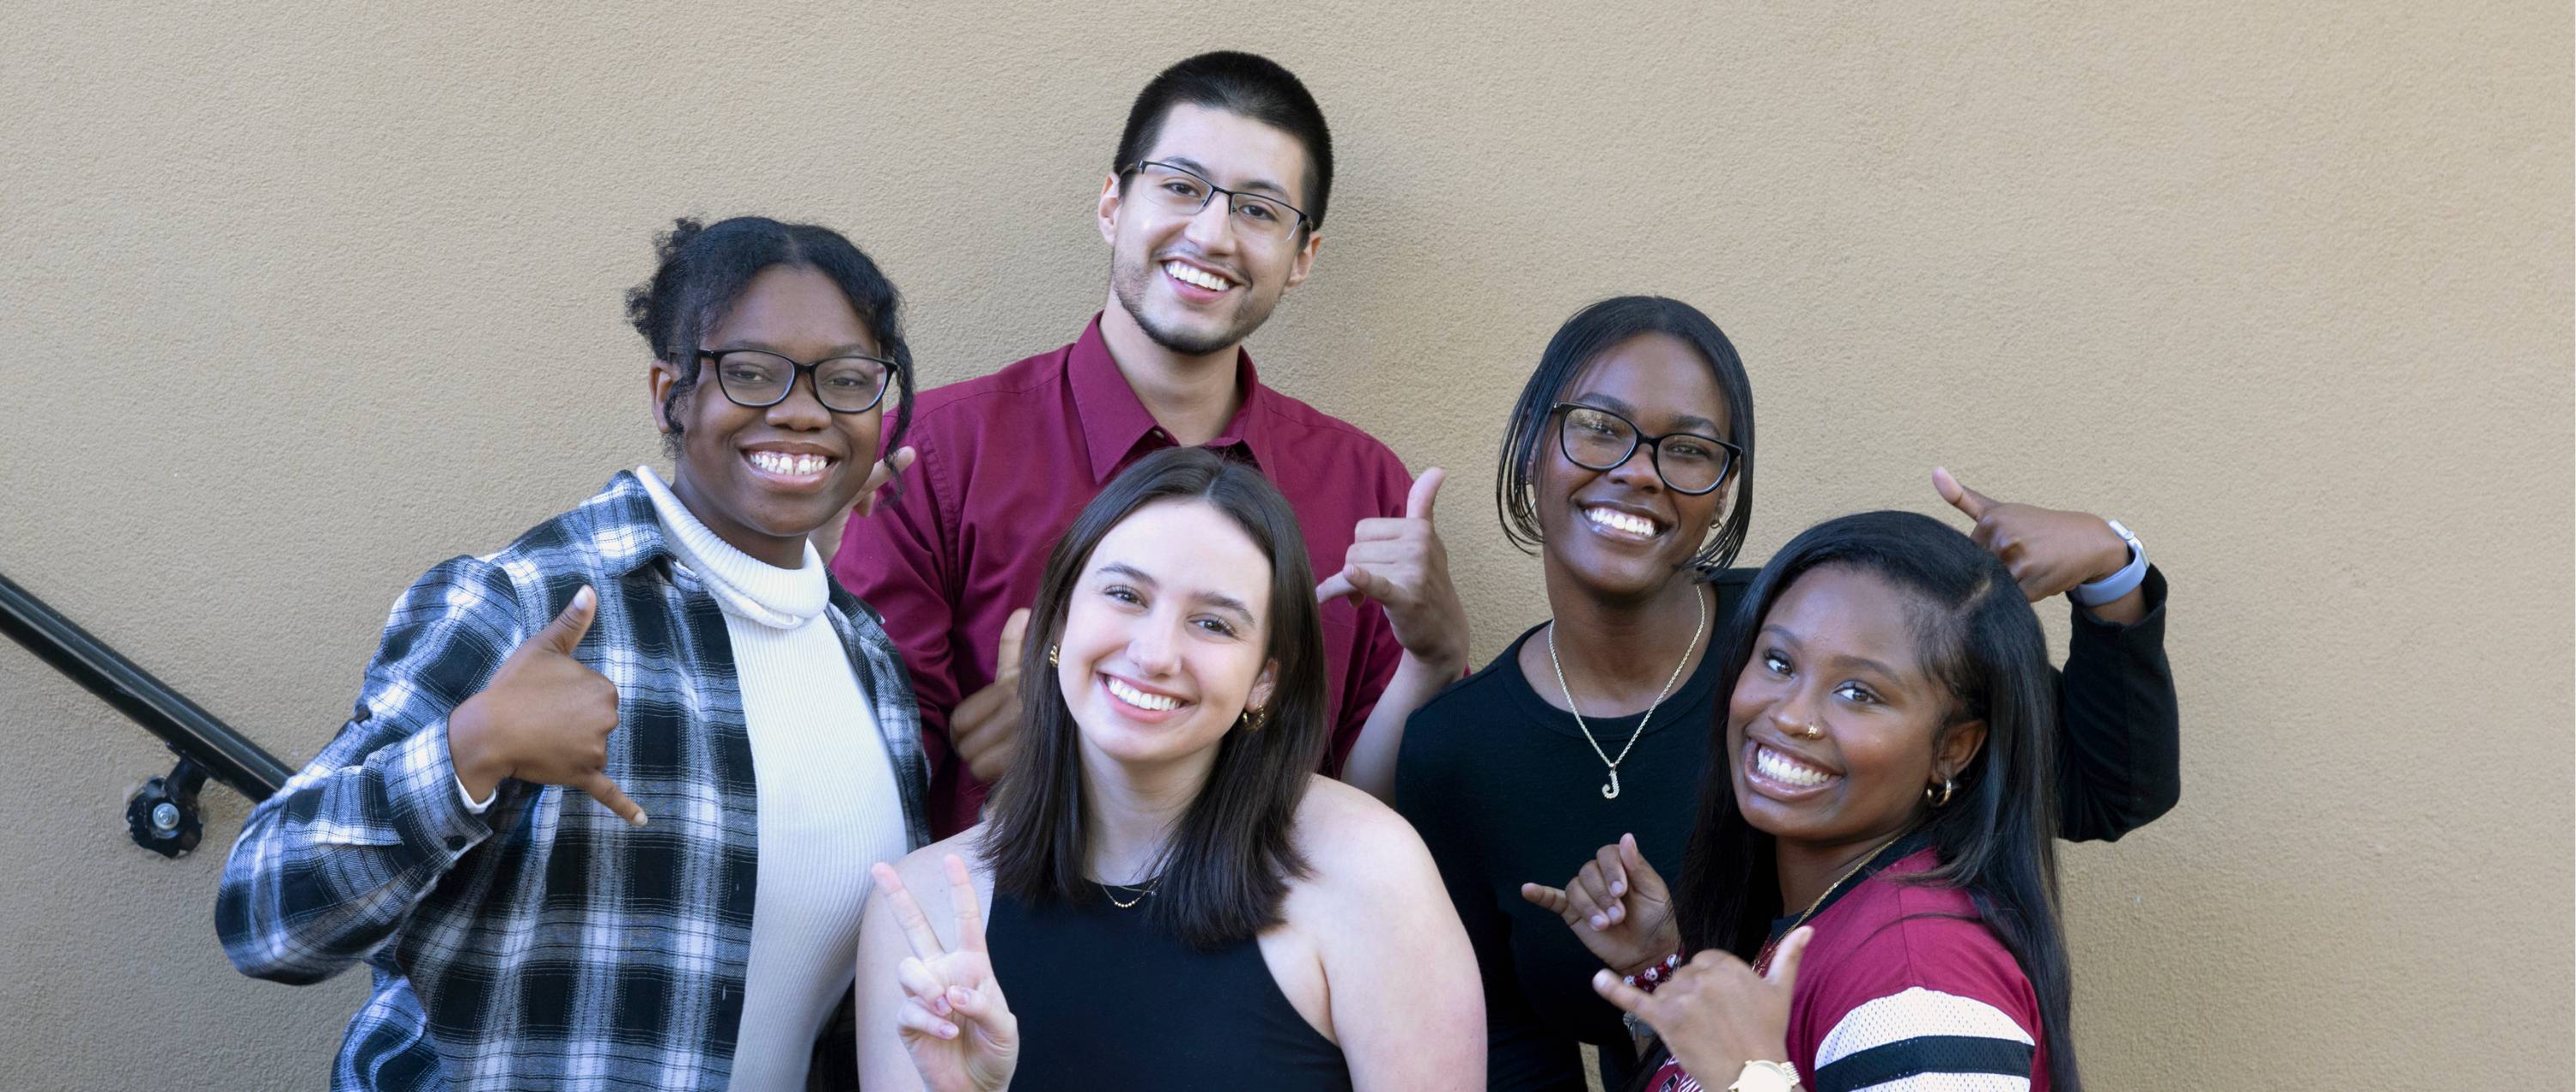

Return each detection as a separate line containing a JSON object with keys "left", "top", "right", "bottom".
{"left": 386, "top": 720, "right": 496, "bottom": 858}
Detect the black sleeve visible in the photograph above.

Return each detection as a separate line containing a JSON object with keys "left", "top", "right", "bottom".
{"left": 2050, "top": 566, "right": 2180, "bottom": 842}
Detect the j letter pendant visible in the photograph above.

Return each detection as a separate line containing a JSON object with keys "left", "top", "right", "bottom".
{"left": 1602, "top": 767, "right": 1621, "bottom": 799}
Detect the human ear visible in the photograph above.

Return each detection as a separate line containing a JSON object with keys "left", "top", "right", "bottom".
{"left": 1097, "top": 173, "right": 1126, "bottom": 246}
{"left": 1246, "top": 660, "right": 1279, "bottom": 713}
{"left": 648, "top": 358, "right": 683, "bottom": 433}
{"left": 1281, "top": 228, "right": 1322, "bottom": 290}
{"left": 1932, "top": 718, "right": 1989, "bottom": 786}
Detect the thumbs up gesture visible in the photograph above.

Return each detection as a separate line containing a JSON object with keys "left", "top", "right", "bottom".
{"left": 949, "top": 608, "right": 1032, "bottom": 783}
{"left": 447, "top": 585, "right": 647, "bottom": 826}
{"left": 1932, "top": 467, "right": 2135, "bottom": 605}
{"left": 1315, "top": 469, "right": 1469, "bottom": 673}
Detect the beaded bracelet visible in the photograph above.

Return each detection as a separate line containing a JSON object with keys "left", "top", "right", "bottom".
{"left": 1624, "top": 952, "right": 1683, "bottom": 994}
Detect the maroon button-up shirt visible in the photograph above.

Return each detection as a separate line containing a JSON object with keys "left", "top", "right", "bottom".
{"left": 833, "top": 315, "right": 1413, "bottom": 837}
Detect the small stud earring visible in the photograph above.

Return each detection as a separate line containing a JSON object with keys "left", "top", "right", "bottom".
{"left": 1046, "top": 645, "right": 1059, "bottom": 666}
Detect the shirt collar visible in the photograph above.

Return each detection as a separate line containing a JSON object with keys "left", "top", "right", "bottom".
{"left": 1066, "top": 312, "right": 1275, "bottom": 482}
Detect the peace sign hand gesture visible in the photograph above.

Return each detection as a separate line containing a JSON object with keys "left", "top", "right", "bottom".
{"left": 872, "top": 854, "right": 1018, "bottom": 1092}
{"left": 1521, "top": 834, "right": 1680, "bottom": 979}
{"left": 1591, "top": 927, "right": 1812, "bottom": 1083}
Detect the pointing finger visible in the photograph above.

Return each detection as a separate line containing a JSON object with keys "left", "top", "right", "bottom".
{"left": 1404, "top": 467, "right": 1445, "bottom": 522}
{"left": 873, "top": 862, "right": 948, "bottom": 961}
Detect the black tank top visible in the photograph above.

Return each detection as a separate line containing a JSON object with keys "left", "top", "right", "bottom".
{"left": 986, "top": 888, "right": 1353, "bottom": 1091}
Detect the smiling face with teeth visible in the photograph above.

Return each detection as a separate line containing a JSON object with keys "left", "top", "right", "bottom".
{"left": 1535, "top": 333, "right": 1738, "bottom": 604}
{"left": 1100, "top": 104, "right": 1321, "bottom": 361}
{"left": 1054, "top": 498, "right": 1280, "bottom": 771}
{"left": 650, "top": 264, "right": 885, "bottom": 568}
{"left": 1724, "top": 566, "right": 1989, "bottom": 854}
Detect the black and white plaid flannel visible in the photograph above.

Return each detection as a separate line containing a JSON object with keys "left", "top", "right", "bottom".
{"left": 217, "top": 470, "right": 930, "bottom": 1089}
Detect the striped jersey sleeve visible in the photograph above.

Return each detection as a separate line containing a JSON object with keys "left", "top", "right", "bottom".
{"left": 1810, "top": 986, "right": 2035, "bottom": 1092}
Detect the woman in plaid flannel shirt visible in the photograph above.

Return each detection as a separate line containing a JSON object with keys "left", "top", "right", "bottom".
{"left": 218, "top": 216, "right": 934, "bottom": 1091}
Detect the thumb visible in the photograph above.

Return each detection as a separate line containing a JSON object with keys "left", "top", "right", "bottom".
{"left": 538, "top": 586, "right": 598, "bottom": 655}
{"left": 580, "top": 770, "right": 647, "bottom": 828}
{"left": 1932, "top": 466, "right": 1995, "bottom": 521}
{"left": 1766, "top": 925, "right": 1815, "bottom": 989}
{"left": 1404, "top": 466, "right": 1445, "bottom": 522}
{"left": 994, "top": 608, "right": 1032, "bottom": 677}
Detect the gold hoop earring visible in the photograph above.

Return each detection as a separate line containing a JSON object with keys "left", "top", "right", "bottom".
{"left": 1046, "top": 644, "right": 1059, "bottom": 666}
{"left": 1241, "top": 706, "right": 1268, "bottom": 732}
{"left": 1924, "top": 778, "right": 1955, "bottom": 808}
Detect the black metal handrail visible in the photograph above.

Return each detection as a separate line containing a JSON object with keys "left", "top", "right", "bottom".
{"left": 1, "top": 570, "right": 290, "bottom": 856}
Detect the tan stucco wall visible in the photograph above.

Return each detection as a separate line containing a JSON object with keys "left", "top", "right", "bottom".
{"left": 3, "top": 3, "right": 2568, "bottom": 1089}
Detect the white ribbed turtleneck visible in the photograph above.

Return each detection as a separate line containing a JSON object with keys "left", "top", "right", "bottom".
{"left": 637, "top": 466, "right": 909, "bottom": 1091}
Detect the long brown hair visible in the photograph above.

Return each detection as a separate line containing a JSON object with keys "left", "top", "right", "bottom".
{"left": 980, "top": 446, "right": 1329, "bottom": 949}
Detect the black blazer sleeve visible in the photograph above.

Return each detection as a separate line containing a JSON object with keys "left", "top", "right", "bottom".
{"left": 2050, "top": 565, "right": 2179, "bottom": 841}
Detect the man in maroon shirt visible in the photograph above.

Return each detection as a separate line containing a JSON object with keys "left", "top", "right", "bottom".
{"left": 832, "top": 52, "right": 1468, "bottom": 837}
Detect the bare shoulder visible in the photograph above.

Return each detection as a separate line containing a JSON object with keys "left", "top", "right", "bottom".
{"left": 1291, "top": 776, "right": 1439, "bottom": 895}
{"left": 877, "top": 823, "right": 993, "bottom": 931}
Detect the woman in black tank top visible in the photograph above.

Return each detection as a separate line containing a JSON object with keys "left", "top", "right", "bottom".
{"left": 855, "top": 448, "right": 1482, "bottom": 1091}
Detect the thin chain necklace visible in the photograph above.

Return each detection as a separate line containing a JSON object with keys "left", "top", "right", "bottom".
{"left": 1547, "top": 584, "right": 1706, "bottom": 800}
{"left": 1097, "top": 877, "right": 1158, "bottom": 909}
{"left": 1755, "top": 828, "right": 1916, "bottom": 974}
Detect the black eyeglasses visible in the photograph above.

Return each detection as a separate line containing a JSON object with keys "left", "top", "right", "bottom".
{"left": 1120, "top": 161, "right": 1313, "bottom": 240}
{"left": 696, "top": 349, "right": 894, "bottom": 414}
{"left": 1552, "top": 402, "right": 1741, "bottom": 495}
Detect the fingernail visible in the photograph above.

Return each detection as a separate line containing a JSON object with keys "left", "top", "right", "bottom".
{"left": 630, "top": 812, "right": 649, "bottom": 828}
{"left": 1612, "top": 882, "right": 1626, "bottom": 896}
{"left": 1590, "top": 915, "right": 1607, "bottom": 931}
{"left": 950, "top": 986, "right": 973, "bottom": 1005}
{"left": 933, "top": 998, "right": 951, "bottom": 1016}
{"left": 939, "top": 1022, "right": 957, "bottom": 1039}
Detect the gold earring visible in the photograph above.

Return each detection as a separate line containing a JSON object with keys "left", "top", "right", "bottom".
{"left": 1046, "top": 644, "right": 1059, "bottom": 666}
{"left": 1241, "top": 706, "right": 1267, "bottom": 732}
{"left": 1924, "top": 778, "right": 1956, "bottom": 808}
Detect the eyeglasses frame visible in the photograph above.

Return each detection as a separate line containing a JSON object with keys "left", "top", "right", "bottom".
{"left": 695, "top": 349, "right": 896, "bottom": 415}
{"left": 1118, "top": 160, "right": 1315, "bottom": 237}
{"left": 1550, "top": 401, "right": 1743, "bottom": 496}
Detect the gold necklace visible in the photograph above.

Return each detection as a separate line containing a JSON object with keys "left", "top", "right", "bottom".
{"left": 1547, "top": 584, "right": 1706, "bottom": 800}
{"left": 1756, "top": 828, "right": 1916, "bottom": 974}
{"left": 1098, "top": 877, "right": 1158, "bottom": 909}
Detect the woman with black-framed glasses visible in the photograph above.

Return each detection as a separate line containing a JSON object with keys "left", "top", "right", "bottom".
{"left": 217, "top": 215, "right": 933, "bottom": 1090}
{"left": 1370, "top": 295, "right": 2179, "bottom": 1092}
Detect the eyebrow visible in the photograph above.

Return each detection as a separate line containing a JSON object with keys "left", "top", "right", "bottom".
{"left": 709, "top": 340, "right": 878, "bottom": 359}
{"left": 1759, "top": 623, "right": 1902, "bottom": 681}
{"left": 1568, "top": 394, "right": 1726, "bottom": 438}
{"left": 1097, "top": 561, "right": 1257, "bottom": 622}
{"left": 1159, "top": 156, "right": 1293, "bottom": 201}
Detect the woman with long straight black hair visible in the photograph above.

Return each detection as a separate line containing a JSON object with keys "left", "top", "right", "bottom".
{"left": 1559, "top": 509, "right": 2083, "bottom": 1091}
{"left": 1381, "top": 295, "right": 2175, "bottom": 1091}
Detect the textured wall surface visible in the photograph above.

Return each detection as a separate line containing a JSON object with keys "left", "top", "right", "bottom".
{"left": 3, "top": 3, "right": 2568, "bottom": 1089}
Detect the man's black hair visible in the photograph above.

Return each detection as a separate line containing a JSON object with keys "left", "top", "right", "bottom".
{"left": 1114, "top": 52, "right": 1334, "bottom": 230}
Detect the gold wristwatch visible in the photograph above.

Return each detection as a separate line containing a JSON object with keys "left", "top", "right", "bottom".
{"left": 1725, "top": 1059, "right": 1799, "bottom": 1092}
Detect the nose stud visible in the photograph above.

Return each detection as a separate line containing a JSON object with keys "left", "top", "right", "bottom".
{"left": 1799, "top": 722, "right": 1823, "bottom": 740}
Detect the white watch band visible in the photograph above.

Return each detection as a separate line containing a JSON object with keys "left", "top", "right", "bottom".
{"left": 2069, "top": 519, "right": 2147, "bottom": 607}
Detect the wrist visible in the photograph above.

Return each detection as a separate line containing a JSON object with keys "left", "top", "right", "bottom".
{"left": 1619, "top": 949, "right": 1683, "bottom": 990}
{"left": 447, "top": 697, "right": 511, "bottom": 798}
{"left": 2071, "top": 519, "right": 2148, "bottom": 607}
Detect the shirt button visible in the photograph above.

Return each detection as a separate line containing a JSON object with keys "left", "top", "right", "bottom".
{"left": 351, "top": 702, "right": 372, "bottom": 723}
{"left": 445, "top": 836, "right": 467, "bottom": 852}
